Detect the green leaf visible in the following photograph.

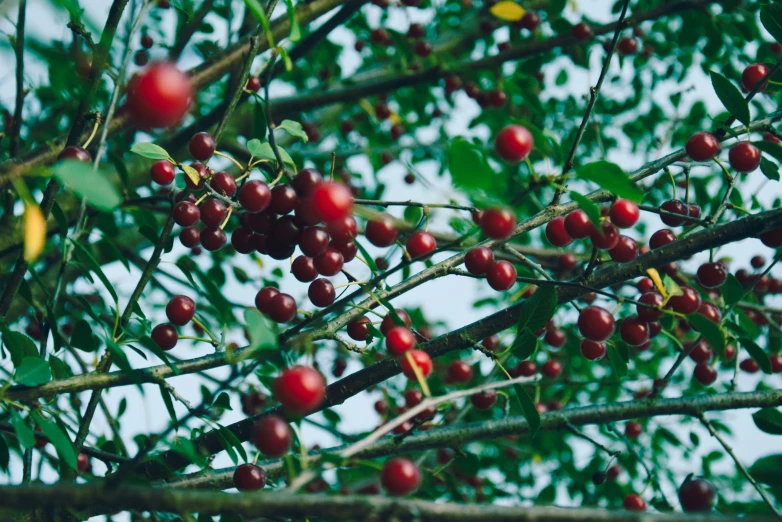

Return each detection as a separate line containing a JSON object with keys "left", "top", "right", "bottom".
{"left": 709, "top": 71, "right": 750, "bottom": 126}
{"left": 10, "top": 410, "right": 35, "bottom": 449}
{"left": 0, "top": 435, "right": 9, "bottom": 471}
{"left": 2, "top": 329, "right": 39, "bottom": 367}
{"left": 663, "top": 275, "right": 683, "bottom": 300}
{"left": 247, "top": 139, "right": 295, "bottom": 170}
{"left": 577, "top": 161, "right": 643, "bottom": 202}
{"left": 513, "top": 384, "right": 541, "bottom": 437}
{"left": 52, "top": 161, "right": 121, "bottom": 212}
{"left": 761, "top": 5, "right": 782, "bottom": 44}
{"left": 750, "top": 454, "right": 782, "bottom": 485}
{"left": 31, "top": 411, "right": 76, "bottom": 469}
{"left": 159, "top": 385, "right": 177, "bottom": 424}
{"left": 739, "top": 337, "right": 773, "bottom": 374}
{"left": 510, "top": 329, "right": 538, "bottom": 360}
{"left": 753, "top": 408, "right": 782, "bottom": 435}
{"left": 607, "top": 344, "right": 628, "bottom": 379}
{"left": 447, "top": 138, "right": 494, "bottom": 190}
{"left": 244, "top": 0, "right": 272, "bottom": 36}
{"left": 213, "top": 392, "right": 233, "bottom": 410}
{"left": 354, "top": 240, "right": 378, "bottom": 274}
{"left": 284, "top": 0, "right": 301, "bottom": 42}
{"left": 722, "top": 274, "right": 744, "bottom": 306}
{"left": 754, "top": 140, "right": 782, "bottom": 162}
{"left": 71, "top": 319, "right": 100, "bottom": 352}
{"left": 195, "top": 269, "right": 234, "bottom": 325}
{"left": 71, "top": 240, "right": 119, "bottom": 303}
{"left": 244, "top": 308, "right": 276, "bottom": 351}
{"left": 253, "top": 94, "right": 267, "bottom": 141}
{"left": 14, "top": 357, "right": 52, "bottom": 386}
{"left": 130, "top": 142, "right": 172, "bottom": 161}
{"left": 277, "top": 120, "right": 308, "bottom": 142}
{"left": 569, "top": 192, "right": 602, "bottom": 229}
{"left": 688, "top": 315, "right": 725, "bottom": 355}
{"left": 517, "top": 284, "right": 558, "bottom": 333}
{"left": 760, "top": 157, "right": 781, "bottom": 181}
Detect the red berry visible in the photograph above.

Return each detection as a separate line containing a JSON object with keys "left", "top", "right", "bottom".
{"left": 252, "top": 415, "right": 292, "bottom": 457}
{"left": 447, "top": 360, "right": 473, "bottom": 383}
{"left": 386, "top": 327, "right": 417, "bottom": 356}
{"left": 667, "top": 286, "right": 702, "bottom": 314}
{"left": 314, "top": 248, "right": 344, "bottom": 276}
{"left": 327, "top": 216, "right": 358, "bottom": 244}
{"left": 609, "top": 235, "right": 638, "bottom": 263}
{"left": 609, "top": 199, "right": 639, "bottom": 228}
{"left": 465, "top": 246, "right": 494, "bottom": 275}
{"left": 273, "top": 366, "right": 325, "bottom": 416}
{"left": 210, "top": 172, "right": 237, "bottom": 197}
{"left": 519, "top": 11, "right": 539, "bottom": 30}
{"left": 292, "top": 169, "right": 323, "bottom": 197}
{"left": 637, "top": 291, "right": 664, "bottom": 322}
{"left": 620, "top": 316, "right": 649, "bottom": 346}
{"left": 558, "top": 253, "right": 577, "bottom": 271}
{"left": 151, "top": 323, "right": 178, "bottom": 351}
{"left": 404, "top": 389, "right": 423, "bottom": 408}
{"left": 298, "top": 226, "right": 329, "bottom": 257}
{"left": 617, "top": 37, "right": 638, "bottom": 55}
{"left": 572, "top": 22, "right": 593, "bottom": 40}
{"left": 581, "top": 339, "right": 606, "bottom": 361}
{"left": 126, "top": 62, "right": 192, "bottom": 128}
{"left": 58, "top": 146, "right": 92, "bottom": 163}
{"left": 414, "top": 40, "right": 432, "bottom": 58}
{"left": 695, "top": 302, "right": 721, "bottom": 324}
{"left": 578, "top": 306, "right": 615, "bottom": 342}
{"left": 140, "top": 33, "right": 154, "bottom": 49}
{"left": 761, "top": 228, "right": 782, "bottom": 248}
{"left": 471, "top": 389, "right": 497, "bottom": 409}
{"left": 625, "top": 420, "right": 642, "bottom": 439}
{"left": 332, "top": 239, "right": 357, "bottom": 262}
{"left": 179, "top": 226, "right": 200, "bottom": 248}
{"left": 649, "top": 229, "right": 676, "bottom": 249}
{"left": 686, "top": 132, "right": 720, "bottom": 162}
{"left": 515, "top": 360, "right": 538, "bottom": 377}
{"left": 77, "top": 453, "right": 91, "bottom": 473}
{"left": 764, "top": 132, "right": 780, "bottom": 143}
{"left": 740, "top": 358, "right": 760, "bottom": 373}
{"left": 751, "top": 255, "right": 766, "bottom": 269}
{"left": 607, "top": 465, "right": 620, "bottom": 480}
{"left": 545, "top": 328, "right": 566, "bottom": 348}
{"left": 308, "top": 278, "right": 336, "bottom": 307}
{"left": 166, "top": 296, "right": 195, "bottom": 326}
{"left": 231, "top": 227, "right": 256, "bottom": 254}
{"left": 494, "top": 125, "right": 534, "bottom": 163}
{"left": 233, "top": 463, "right": 266, "bottom": 491}
{"left": 545, "top": 216, "right": 573, "bottom": 247}
{"left": 637, "top": 277, "right": 654, "bottom": 293}
{"left": 564, "top": 209, "right": 594, "bottom": 239}
{"left": 312, "top": 182, "right": 354, "bottom": 221}
{"left": 769, "top": 354, "right": 782, "bottom": 373}
{"left": 697, "top": 262, "right": 727, "bottom": 288}
{"left": 380, "top": 310, "right": 412, "bottom": 335}
{"left": 487, "top": 260, "right": 517, "bottom": 291}
{"left": 693, "top": 362, "right": 717, "bottom": 385}
{"left": 679, "top": 477, "right": 716, "bottom": 512}
{"left": 541, "top": 360, "right": 562, "bottom": 378}
{"left": 239, "top": 180, "right": 272, "bottom": 213}
{"left": 173, "top": 201, "right": 200, "bottom": 226}
{"left": 292, "top": 256, "right": 318, "bottom": 282}
{"left": 201, "top": 227, "right": 227, "bottom": 251}
{"left": 401, "top": 349, "right": 433, "bottom": 379}
{"left": 406, "top": 231, "right": 436, "bottom": 258}
{"left": 255, "top": 287, "right": 279, "bottom": 314}
{"left": 245, "top": 76, "right": 262, "bottom": 92}
{"left": 199, "top": 199, "right": 227, "bottom": 227}
{"left": 150, "top": 160, "right": 176, "bottom": 185}
{"left": 268, "top": 293, "right": 297, "bottom": 323}
{"left": 381, "top": 458, "right": 421, "bottom": 496}
{"left": 623, "top": 494, "right": 646, "bottom": 512}
{"left": 659, "top": 199, "right": 688, "bottom": 226}
{"left": 366, "top": 214, "right": 399, "bottom": 247}
{"left": 269, "top": 185, "right": 298, "bottom": 215}
{"left": 189, "top": 132, "right": 215, "bottom": 161}
{"left": 347, "top": 316, "right": 369, "bottom": 341}
{"left": 481, "top": 208, "right": 516, "bottom": 239}
{"left": 742, "top": 63, "right": 770, "bottom": 92}
{"left": 729, "top": 142, "right": 761, "bottom": 172}
{"left": 589, "top": 222, "right": 620, "bottom": 250}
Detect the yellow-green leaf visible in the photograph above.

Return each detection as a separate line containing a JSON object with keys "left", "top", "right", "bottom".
{"left": 490, "top": 1, "right": 525, "bottom": 21}
{"left": 181, "top": 164, "right": 201, "bottom": 186}
{"left": 23, "top": 203, "right": 46, "bottom": 262}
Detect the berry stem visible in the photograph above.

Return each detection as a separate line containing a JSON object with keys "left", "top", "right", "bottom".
{"left": 81, "top": 114, "right": 102, "bottom": 149}
{"left": 404, "top": 350, "right": 431, "bottom": 397}
{"left": 191, "top": 317, "right": 219, "bottom": 345}
{"left": 220, "top": 206, "right": 233, "bottom": 229}
{"left": 213, "top": 150, "right": 245, "bottom": 171}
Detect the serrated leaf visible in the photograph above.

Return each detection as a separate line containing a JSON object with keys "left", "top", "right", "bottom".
{"left": 709, "top": 71, "right": 750, "bottom": 126}
{"left": 569, "top": 192, "right": 601, "bottom": 229}
{"left": 277, "top": 120, "right": 308, "bottom": 142}
{"left": 31, "top": 411, "right": 76, "bottom": 469}
{"left": 490, "top": 1, "right": 525, "bottom": 21}
{"left": 513, "top": 384, "right": 540, "bottom": 437}
{"left": 10, "top": 410, "right": 35, "bottom": 449}
{"left": 689, "top": 315, "right": 725, "bottom": 355}
{"left": 14, "top": 357, "right": 52, "bottom": 386}
{"left": 760, "top": 157, "right": 780, "bottom": 181}
{"left": 739, "top": 337, "right": 773, "bottom": 374}
{"left": 517, "top": 284, "right": 557, "bottom": 333}
{"left": 284, "top": 0, "right": 301, "bottom": 42}
{"left": 52, "top": 161, "right": 121, "bottom": 212}
{"left": 448, "top": 138, "right": 493, "bottom": 190}
{"left": 607, "top": 344, "right": 628, "bottom": 379}
{"left": 510, "top": 329, "right": 538, "bottom": 360}
{"left": 244, "top": 308, "right": 276, "bottom": 351}
{"left": 761, "top": 5, "right": 782, "bottom": 44}
{"left": 722, "top": 274, "right": 745, "bottom": 306}
{"left": 23, "top": 203, "right": 46, "bottom": 262}
{"left": 130, "top": 142, "right": 171, "bottom": 160}
{"left": 577, "top": 161, "right": 643, "bottom": 202}
{"left": 753, "top": 408, "right": 782, "bottom": 435}
{"left": 181, "top": 164, "right": 201, "bottom": 186}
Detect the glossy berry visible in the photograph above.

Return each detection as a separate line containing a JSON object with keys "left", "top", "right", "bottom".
{"left": 609, "top": 235, "right": 638, "bottom": 263}
{"left": 231, "top": 227, "right": 255, "bottom": 254}
{"left": 150, "top": 160, "right": 176, "bottom": 185}
{"left": 515, "top": 360, "right": 538, "bottom": 377}
{"left": 686, "top": 132, "right": 720, "bottom": 162}
{"left": 173, "top": 201, "right": 200, "bottom": 226}
{"left": 274, "top": 366, "right": 325, "bottom": 416}
{"left": 292, "top": 169, "right": 323, "bottom": 197}
{"left": 252, "top": 415, "right": 292, "bottom": 457}
{"left": 201, "top": 227, "right": 227, "bottom": 251}
{"left": 401, "top": 349, "right": 433, "bottom": 380}
{"left": 695, "top": 302, "right": 721, "bottom": 324}
{"left": 740, "top": 358, "right": 760, "bottom": 373}
{"left": 637, "top": 277, "right": 654, "bottom": 293}
{"left": 77, "top": 453, "right": 91, "bottom": 473}
{"left": 386, "top": 327, "right": 416, "bottom": 356}
{"left": 625, "top": 421, "right": 642, "bottom": 439}
{"left": 347, "top": 317, "right": 369, "bottom": 341}
{"left": 407, "top": 231, "right": 436, "bottom": 258}
{"left": 581, "top": 339, "right": 606, "bottom": 361}
{"left": 558, "top": 253, "right": 577, "bottom": 271}
{"left": 620, "top": 316, "right": 649, "bottom": 346}
{"left": 589, "top": 222, "right": 620, "bottom": 250}
{"left": 299, "top": 226, "right": 329, "bottom": 257}
{"left": 308, "top": 279, "right": 336, "bottom": 307}
{"left": 693, "top": 363, "right": 717, "bottom": 385}
{"left": 447, "top": 360, "right": 473, "bottom": 383}
{"left": 541, "top": 360, "right": 562, "bottom": 378}
{"left": 659, "top": 200, "right": 688, "bottom": 226}
{"left": 761, "top": 228, "right": 782, "bottom": 248}
{"left": 729, "top": 142, "right": 761, "bottom": 172}
{"left": 471, "top": 389, "right": 497, "bottom": 409}
{"left": 494, "top": 125, "right": 533, "bottom": 163}
{"left": 609, "top": 199, "right": 639, "bottom": 228}
{"left": 649, "top": 229, "right": 676, "bottom": 249}
{"left": 199, "top": 199, "right": 227, "bottom": 227}
{"left": 328, "top": 216, "right": 358, "bottom": 244}
{"left": 572, "top": 22, "right": 593, "bottom": 40}
{"left": 189, "top": 132, "right": 215, "bottom": 161}
{"left": 637, "top": 291, "right": 663, "bottom": 322}
{"left": 268, "top": 293, "right": 297, "bottom": 323}
{"left": 233, "top": 463, "right": 266, "bottom": 491}
{"left": 751, "top": 255, "right": 765, "bottom": 269}
{"left": 578, "top": 306, "right": 615, "bottom": 342}
{"left": 58, "top": 146, "right": 92, "bottom": 163}
{"left": 312, "top": 182, "right": 354, "bottom": 221}
{"left": 270, "top": 185, "right": 298, "bottom": 215}
{"left": 564, "top": 210, "right": 594, "bottom": 239}
{"left": 166, "top": 296, "right": 195, "bottom": 326}
{"left": 380, "top": 310, "right": 412, "bottom": 335}
{"left": 381, "top": 458, "right": 421, "bottom": 496}
{"left": 292, "top": 256, "right": 318, "bottom": 282}
{"left": 151, "top": 323, "right": 178, "bottom": 351}
{"left": 697, "top": 262, "right": 727, "bottom": 288}
{"left": 487, "top": 260, "right": 517, "bottom": 291}
{"left": 742, "top": 63, "right": 770, "bottom": 92}
{"left": 255, "top": 287, "right": 279, "bottom": 315}
{"left": 239, "top": 180, "right": 272, "bottom": 213}
{"left": 314, "top": 248, "right": 344, "bottom": 276}
{"left": 245, "top": 76, "right": 261, "bottom": 92}
{"left": 366, "top": 214, "right": 399, "bottom": 247}
{"left": 126, "top": 62, "right": 192, "bottom": 128}
{"left": 545, "top": 328, "right": 566, "bottom": 348}
{"left": 617, "top": 37, "right": 638, "bottom": 55}
{"left": 179, "top": 227, "right": 200, "bottom": 248}
{"left": 545, "top": 217, "right": 573, "bottom": 247}
{"left": 769, "top": 354, "right": 782, "bottom": 373}
{"left": 465, "top": 246, "right": 494, "bottom": 275}
{"left": 679, "top": 477, "right": 716, "bottom": 512}
{"left": 623, "top": 494, "right": 646, "bottom": 512}
{"left": 208, "top": 173, "right": 236, "bottom": 198}
{"left": 667, "top": 286, "right": 702, "bottom": 314}
{"left": 481, "top": 208, "right": 516, "bottom": 239}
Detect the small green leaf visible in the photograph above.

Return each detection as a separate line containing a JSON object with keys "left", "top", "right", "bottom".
{"left": 754, "top": 140, "right": 782, "bottom": 162}
{"left": 761, "top": 5, "right": 782, "bottom": 44}
{"left": 14, "top": 357, "right": 52, "bottom": 386}
{"left": 753, "top": 408, "right": 782, "bottom": 435}
{"left": 244, "top": 309, "right": 277, "bottom": 351}
{"left": 517, "top": 284, "right": 558, "bottom": 333}
{"left": 159, "top": 385, "right": 177, "bottom": 424}
{"left": 213, "top": 392, "right": 233, "bottom": 410}
{"left": 130, "top": 142, "right": 172, "bottom": 160}
{"left": 31, "top": 411, "right": 77, "bottom": 469}
{"left": 447, "top": 138, "right": 494, "bottom": 190}
{"left": 253, "top": 94, "right": 268, "bottom": 141}
{"left": 688, "top": 315, "right": 725, "bottom": 355}
{"left": 577, "top": 161, "right": 643, "bottom": 202}
{"left": 760, "top": 157, "right": 780, "bottom": 181}
{"left": 607, "top": 343, "right": 628, "bottom": 379}
{"left": 750, "top": 454, "right": 782, "bottom": 485}
{"left": 569, "top": 192, "right": 602, "bottom": 229}
{"left": 739, "top": 337, "right": 773, "bottom": 374}
{"left": 247, "top": 139, "right": 295, "bottom": 170}
{"left": 284, "top": 0, "right": 301, "bottom": 42}
{"left": 277, "top": 120, "right": 308, "bottom": 142}
{"left": 709, "top": 71, "right": 750, "bottom": 126}
{"left": 663, "top": 275, "right": 683, "bottom": 301}
{"left": 513, "top": 384, "right": 541, "bottom": 437}
{"left": 71, "top": 319, "right": 100, "bottom": 352}
{"left": 52, "top": 161, "right": 121, "bottom": 212}
{"left": 10, "top": 410, "right": 35, "bottom": 449}
{"left": 722, "top": 274, "right": 744, "bottom": 306}
{"left": 510, "top": 329, "right": 538, "bottom": 360}
{"left": 2, "top": 329, "right": 39, "bottom": 367}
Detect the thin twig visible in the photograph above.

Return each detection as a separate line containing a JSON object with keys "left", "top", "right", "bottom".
{"left": 8, "top": 0, "right": 26, "bottom": 156}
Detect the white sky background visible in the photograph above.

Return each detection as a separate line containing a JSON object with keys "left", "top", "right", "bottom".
{"left": 0, "top": 0, "right": 780, "bottom": 517}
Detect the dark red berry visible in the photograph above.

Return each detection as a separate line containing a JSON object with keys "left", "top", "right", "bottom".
{"left": 545, "top": 216, "right": 573, "bottom": 247}
{"left": 366, "top": 214, "right": 399, "bottom": 247}
{"left": 623, "top": 494, "right": 646, "bottom": 512}
{"left": 541, "top": 360, "right": 562, "bottom": 378}
{"left": 686, "top": 132, "right": 720, "bottom": 162}
{"left": 471, "top": 389, "right": 497, "bottom": 409}
{"left": 152, "top": 324, "right": 178, "bottom": 351}
{"left": 381, "top": 458, "right": 421, "bottom": 496}
{"left": 729, "top": 142, "right": 761, "bottom": 173}
{"left": 309, "top": 278, "right": 336, "bottom": 307}
{"left": 199, "top": 199, "right": 227, "bottom": 227}
{"left": 447, "top": 360, "right": 473, "bottom": 383}
{"left": 270, "top": 185, "right": 298, "bottom": 215}
{"left": 327, "top": 216, "right": 358, "bottom": 244}
{"left": 179, "top": 226, "right": 200, "bottom": 248}
{"left": 255, "top": 288, "right": 279, "bottom": 315}
{"left": 742, "top": 63, "right": 770, "bottom": 92}
{"left": 649, "top": 229, "right": 676, "bottom": 249}
{"left": 572, "top": 22, "right": 593, "bottom": 40}
{"left": 233, "top": 463, "right": 266, "bottom": 491}
{"left": 589, "top": 222, "right": 620, "bottom": 250}
{"left": 292, "top": 169, "right": 323, "bottom": 197}
{"left": 347, "top": 317, "right": 369, "bottom": 341}
{"left": 667, "top": 286, "right": 702, "bottom": 314}
{"left": 481, "top": 208, "right": 516, "bottom": 239}
{"left": 189, "top": 132, "right": 215, "bottom": 161}
{"left": 312, "top": 182, "right": 354, "bottom": 221}
{"left": 252, "top": 415, "right": 292, "bottom": 457}
{"left": 239, "top": 180, "right": 272, "bottom": 213}
{"left": 487, "top": 260, "right": 517, "bottom": 291}
{"left": 608, "top": 235, "right": 638, "bottom": 263}
{"left": 625, "top": 421, "right": 642, "bottom": 439}
{"left": 581, "top": 339, "right": 606, "bottom": 361}
{"left": 515, "top": 360, "right": 538, "bottom": 377}
{"left": 173, "top": 201, "right": 200, "bottom": 226}
{"left": 679, "top": 477, "right": 716, "bottom": 512}
{"left": 210, "top": 172, "right": 237, "bottom": 197}
{"left": 150, "top": 160, "right": 176, "bottom": 185}
{"left": 637, "top": 291, "right": 663, "bottom": 321}
{"left": 166, "top": 296, "right": 195, "bottom": 326}
{"left": 740, "top": 358, "right": 760, "bottom": 373}
{"left": 406, "top": 231, "right": 436, "bottom": 258}
{"left": 578, "top": 306, "right": 615, "bottom": 342}
{"left": 268, "top": 293, "right": 297, "bottom": 323}
{"left": 660, "top": 200, "right": 688, "bottom": 226}
{"left": 617, "top": 37, "right": 638, "bottom": 55}
{"left": 292, "top": 256, "right": 318, "bottom": 282}
{"left": 620, "top": 316, "right": 649, "bottom": 347}
{"left": 314, "top": 248, "right": 344, "bottom": 276}
{"left": 201, "top": 227, "right": 227, "bottom": 251}
{"left": 697, "top": 262, "right": 727, "bottom": 288}
{"left": 693, "top": 362, "right": 717, "bottom": 385}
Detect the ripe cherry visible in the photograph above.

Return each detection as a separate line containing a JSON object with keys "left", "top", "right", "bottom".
{"left": 609, "top": 235, "right": 638, "bottom": 263}
{"left": 515, "top": 360, "right": 537, "bottom": 377}
{"left": 740, "top": 358, "right": 760, "bottom": 373}
{"left": 637, "top": 277, "right": 654, "bottom": 293}
{"left": 386, "top": 327, "right": 417, "bottom": 356}
{"left": 742, "top": 63, "right": 770, "bottom": 92}
{"left": 697, "top": 262, "right": 727, "bottom": 288}
{"left": 233, "top": 463, "right": 266, "bottom": 491}
{"left": 366, "top": 214, "right": 399, "bottom": 247}
{"left": 447, "top": 360, "right": 473, "bottom": 383}
{"left": 312, "top": 182, "right": 354, "bottom": 221}
{"left": 609, "top": 199, "right": 639, "bottom": 228}
{"left": 761, "top": 228, "right": 782, "bottom": 248}
{"left": 650, "top": 229, "right": 676, "bottom": 249}
{"left": 520, "top": 11, "right": 540, "bottom": 30}
{"left": 751, "top": 255, "right": 766, "bottom": 269}
{"left": 126, "top": 62, "right": 192, "bottom": 128}
{"left": 270, "top": 213, "right": 302, "bottom": 245}
{"left": 327, "top": 216, "right": 358, "bottom": 244}
{"left": 179, "top": 227, "right": 200, "bottom": 248}
{"left": 298, "top": 226, "right": 329, "bottom": 257}
{"left": 481, "top": 208, "right": 516, "bottom": 239}
{"left": 729, "top": 142, "right": 761, "bottom": 172}
{"left": 173, "top": 201, "right": 200, "bottom": 226}
{"left": 487, "top": 260, "right": 517, "bottom": 291}
{"left": 314, "top": 248, "right": 344, "bottom": 276}
{"left": 660, "top": 199, "right": 688, "bottom": 226}
{"left": 189, "top": 132, "right": 215, "bottom": 161}
{"left": 381, "top": 458, "right": 421, "bottom": 496}
{"left": 58, "top": 146, "right": 92, "bottom": 163}
{"left": 245, "top": 76, "right": 261, "bottom": 91}
{"left": 693, "top": 363, "right": 717, "bottom": 385}
{"left": 541, "top": 360, "right": 562, "bottom": 378}
{"left": 564, "top": 210, "right": 594, "bottom": 239}
{"left": 308, "top": 278, "right": 336, "bottom": 307}
{"left": 150, "top": 160, "right": 176, "bottom": 185}
{"left": 210, "top": 172, "right": 237, "bottom": 197}
{"left": 401, "top": 349, "right": 433, "bottom": 379}
{"left": 465, "top": 246, "right": 494, "bottom": 275}
{"left": 414, "top": 40, "right": 432, "bottom": 58}
{"left": 578, "top": 306, "right": 616, "bottom": 342}
{"left": 232, "top": 227, "right": 256, "bottom": 254}
{"left": 201, "top": 227, "right": 227, "bottom": 251}
{"left": 620, "top": 316, "right": 649, "bottom": 346}
{"left": 695, "top": 302, "right": 721, "bottom": 324}
{"left": 332, "top": 240, "right": 357, "bottom": 262}
{"left": 545, "top": 328, "right": 566, "bottom": 348}
{"left": 667, "top": 286, "right": 702, "bottom": 315}
{"left": 494, "top": 125, "right": 534, "bottom": 163}
{"left": 166, "top": 295, "right": 195, "bottom": 326}
{"left": 637, "top": 291, "right": 664, "bottom": 321}
{"left": 572, "top": 22, "right": 593, "bottom": 40}
{"left": 406, "top": 231, "right": 437, "bottom": 258}
{"left": 686, "top": 132, "right": 720, "bottom": 162}
{"left": 589, "top": 222, "right": 620, "bottom": 250}
{"left": 274, "top": 366, "right": 326, "bottom": 416}
{"left": 77, "top": 453, "right": 91, "bottom": 473}
{"left": 255, "top": 287, "right": 279, "bottom": 314}
{"left": 769, "top": 354, "right": 782, "bottom": 373}
{"left": 607, "top": 465, "right": 620, "bottom": 480}
{"left": 581, "top": 339, "right": 606, "bottom": 361}
{"left": 239, "top": 180, "right": 271, "bottom": 213}
{"left": 240, "top": 391, "right": 267, "bottom": 416}
{"left": 625, "top": 420, "right": 642, "bottom": 439}
{"left": 347, "top": 317, "right": 369, "bottom": 341}
{"left": 292, "top": 256, "right": 318, "bottom": 282}
{"left": 292, "top": 169, "right": 323, "bottom": 197}
{"left": 617, "top": 37, "right": 638, "bottom": 55}
{"left": 623, "top": 494, "right": 646, "bottom": 512}
{"left": 252, "top": 415, "right": 292, "bottom": 457}
{"left": 199, "top": 199, "right": 227, "bottom": 227}
{"left": 270, "top": 185, "right": 298, "bottom": 215}
{"left": 558, "top": 253, "right": 577, "bottom": 271}
{"left": 268, "top": 293, "right": 297, "bottom": 323}
{"left": 545, "top": 217, "right": 573, "bottom": 247}
{"left": 679, "top": 477, "right": 716, "bottom": 512}
{"left": 151, "top": 324, "right": 178, "bottom": 351}
{"left": 471, "top": 389, "right": 497, "bottom": 409}
{"left": 380, "top": 310, "right": 412, "bottom": 335}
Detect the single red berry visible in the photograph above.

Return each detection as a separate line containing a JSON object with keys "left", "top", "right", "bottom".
{"left": 465, "top": 246, "right": 494, "bottom": 275}
{"left": 637, "top": 291, "right": 664, "bottom": 322}
{"left": 347, "top": 317, "right": 369, "bottom": 341}
{"left": 581, "top": 339, "right": 606, "bottom": 361}
{"left": 173, "top": 201, "right": 200, "bottom": 226}
{"left": 166, "top": 296, "right": 195, "bottom": 326}
{"left": 607, "top": 465, "right": 620, "bottom": 480}
{"left": 686, "top": 132, "right": 720, "bottom": 162}
{"left": 404, "top": 389, "right": 423, "bottom": 408}
{"left": 487, "top": 260, "right": 517, "bottom": 291}
{"left": 239, "top": 180, "right": 272, "bottom": 213}
{"left": 761, "top": 228, "right": 782, "bottom": 248}
{"left": 273, "top": 366, "right": 326, "bottom": 416}
{"left": 742, "top": 63, "right": 770, "bottom": 92}
{"left": 564, "top": 209, "right": 594, "bottom": 239}
{"left": 481, "top": 208, "right": 516, "bottom": 239}
{"left": 245, "top": 76, "right": 262, "bottom": 92}
{"left": 406, "top": 231, "right": 437, "bottom": 258}
{"left": 126, "top": 62, "right": 192, "bottom": 128}
{"left": 545, "top": 328, "right": 566, "bottom": 348}
{"left": 140, "top": 33, "right": 154, "bottom": 49}
{"left": 447, "top": 360, "right": 473, "bottom": 383}
{"left": 332, "top": 239, "right": 357, "bottom": 262}
{"left": 375, "top": 101, "right": 391, "bottom": 120}
{"left": 679, "top": 477, "right": 717, "bottom": 512}
{"left": 625, "top": 420, "right": 642, "bottom": 439}
{"left": 269, "top": 185, "right": 298, "bottom": 215}
{"left": 589, "top": 222, "right": 620, "bottom": 250}
{"left": 697, "top": 262, "right": 727, "bottom": 288}
{"left": 151, "top": 323, "right": 178, "bottom": 351}
{"left": 366, "top": 214, "right": 399, "bottom": 247}
{"left": 327, "top": 216, "right": 358, "bottom": 244}
{"left": 729, "top": 142, "right": 761, "bottom": 172}
{"left": 380, "top": 310, "right": 412, "bottom": 335}
{"left": 292, "top": 169, "right": 324, "bottom": 197}
{"left": 494, "top": 125, "right": 534, "bottom": 163}
{"left": 77, "top": 453, "right": 91, "bottom": 473}
{"left": 381, "top": 458, "right": 421, "bottom": 496}
{"left": 201, "top": 227, "right": 227, "bottom": 251}
{"left": 740, "top": 358, "right": 760, "bottom": 373}
{"left": 515, "top": 360, "right": 538, "bottom": 377}
{"left": 414, "top": 40, "right": 432, "bottom": 58}
{"left": 519, "top": 11, "right": 540, "bottom": 30}
{"left": 312, "top": 182, "right": 354, "bottom": 222}
{"left": 179, "top": 226, "right": 200, "bottom": 248}
{"left": 649, "top": 229, "right": 676, "bottom": 249}
{"left": 386, "top": 327, "right": 417, "bottom": 356}
{"left": 617, "top": 37, "right": 638, "bottom": 55}
{"left": 232, "top": 227, "right": 256, "bottom": 254}
{"left": 659, "top": 200, "right": 688, "bottom": 226}
{"left": 292, "top": 256, "right": 318, "bottom": 282}
{"left": 623, "top": 494, "right": 646, "bottom": 512}
{"left": 764, "top": 132, "right": 781, "bottom": 143}
{"left": 769, "top": 354, "right": 782, "bottom": 373}
{"left": 255, "top": 287, "right": 279, "bottom": 314}
{"left": 609, "top": 199, "right": 639, "bottom": 228}
{"left": 314, "top": 248, "right": 344, "bottom": 276}
{"left": 150, "top": 160, "right": 176, "bottom": 185}
{"left": 471, "top": 389, "right": 497, "bottom": 410}
{"left": 609, "top": 235, "right": 638, "bottom": 263}
{"left": 298, "top": 226, "right": 329, "bottom": 257}
{"left": 189, "top": 132, "right": 215, "bottom": 161}
{"left": 268, "top": 293, "right": 297, "bottom": 323}
{"left": 58, "top": 145, "right": 92, "bottom": 163}
{"left": 546, "top": 216, "right": 574, "bottom": 247}
{"left": 751, "top": 255, "right": 766, "bottom": 269}
{"left": 667, "top": 286, "right": 702, "bottom": 314}
{"left": 541, "top": 360, "right": 562, "bottom": 378}
{"left": 695, "top": 302, "right": 722, "bottom": 324}
{"left": 693, "top": 362, "right": 717, "bottom": 385}
{"left": 401, "top": 349, "right": 433, "bottom": 380}
{"left": 308, "top": 279, "right": 336, "bottom": 307}
{"left": 620, "top": 316, "right": 649, "bottom": 346}
{"left": 572, "top": 22, "right": 593, "bottom": 40}
{"left": 233, "top": 463, "right": 266, "bottom": 491}
{"left": 558, "top": 253, "right": 577, "bottom": 271}
{"left": 637, "top": 277, "right": 654, "bottom": 293}
{"left": 199, "top": 199, "right": 227, "bottom": 227}
{"left": 252, "top": 415, "right": 292, "bottom": 457}
{"left": 578, "top": 306, "right": 616, "bottom": 342}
